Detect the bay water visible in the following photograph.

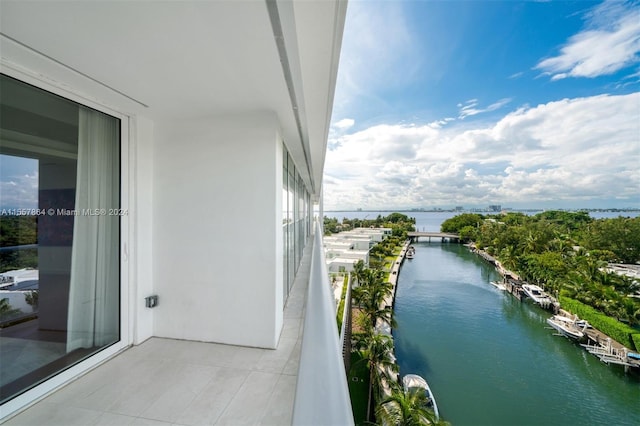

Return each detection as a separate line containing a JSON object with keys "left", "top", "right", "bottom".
{"left": 324, "top": 211, "right": 640, "bottom": 425}
{"left": 394, "top": 242, "right": 639, "bottom": 425}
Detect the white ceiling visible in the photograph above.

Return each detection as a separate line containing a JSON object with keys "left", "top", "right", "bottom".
{"left": 0, "top": 0, "right": 347, "bottom": 199}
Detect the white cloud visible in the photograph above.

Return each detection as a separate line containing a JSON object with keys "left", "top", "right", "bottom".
{"left": 458, "top": 98, "right": 512, "bottom": 119}
{"left": 333, "top": 118, "right": 355, "bottom": 130}
{"left": 323, "top": 92, "right": 640, "bottom": 210}
{"left": 0, "top": 172, "right": 38, "bottom": 210}
{"left": 535, "top": 0, "right": 640, "bottom": 80}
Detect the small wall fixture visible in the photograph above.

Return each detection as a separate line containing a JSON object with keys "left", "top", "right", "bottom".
{"left": 145, "top": 295, "right": 158, "bottom": 308}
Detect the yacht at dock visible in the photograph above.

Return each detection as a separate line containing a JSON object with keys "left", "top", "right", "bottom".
{"left": 522, "top": 284, "right": 553, "bottom": 305}
{"left": 402, "top": 374, "right": 439, "bottom": 420}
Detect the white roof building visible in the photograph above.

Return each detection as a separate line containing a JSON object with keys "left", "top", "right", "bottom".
{"left": 323, "top": 228, "right": 389, "bottom": 271}
{"left": 327, "top": 257, "right": 360, "bottom": 273}
{"left": 342, "top": 227, "right": 392, "bottom": 242}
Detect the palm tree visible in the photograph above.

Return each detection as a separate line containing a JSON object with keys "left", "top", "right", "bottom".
{"left": 352, "top": 260, "right": 367, "bottom": 287}
{"left": 353, "top": 271, "right": 395, "bottom": 329}
{"left": 353, "top": 331, "right": 398, "bottom": 422}
{"left": 520, "top": 230, "right": 540, "bottom": 254}
{"left": 549, "top": 233, "right": 574, "bottom": 258}
{"left": 376, "top": 382, "right": 447, "bottom": 426}
{"left": 546, "top": 277, "right": 562, "bottom": 299}
{"left": 577, "top": 257, "right": 606, "bottom": 282}
{"left": 499, "top": 245, "right": 519, "bottom": 273}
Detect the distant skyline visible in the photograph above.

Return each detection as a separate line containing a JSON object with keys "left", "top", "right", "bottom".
{"left": 324, "top": 0, "right": 640, "bottom": 211}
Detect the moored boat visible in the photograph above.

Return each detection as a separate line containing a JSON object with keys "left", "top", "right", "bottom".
{"left": 522, "top": 284, "right": 551, "bottom": 304}
{"left": 406, "top": 246, "right": 416, "bottom": 259}
{"left": 490, "top": 280, "right": 506, "bottom": 291}
{"left": 402, "top": 374, "right": 439, "bottom": 420}
{"left": 546, "top": 314, "right": 587, "bottom": 340}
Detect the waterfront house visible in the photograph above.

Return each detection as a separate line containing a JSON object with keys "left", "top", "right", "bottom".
{"left": 327, "top": 257, "right": 361, "bottom": 274}
{"left": 323, "top": 239, "right": 356, "bottom": 253}
{"left": 343, "top": 227, "right": 393, "bottom": 242}
{"left": 326, "top": 234, "right": 373, "bottom": 250}
{"left": 0, "top": 1, "right": 351, "bottom": 424}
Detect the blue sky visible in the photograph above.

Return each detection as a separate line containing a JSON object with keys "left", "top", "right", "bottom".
{"left": 324, "top": 0, "right": 640, "bottom": 210}
{"left": 0, "top": 155, "right": 38, "bottom": 211}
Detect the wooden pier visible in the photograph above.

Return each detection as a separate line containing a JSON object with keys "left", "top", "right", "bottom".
{"left": 581, "top": 329, "right": 640, "bottom": 371}
{"left": 504, "top": 279, "right": 522, "bottom": 300}
{"left": 469, "top": 244, "right": 640, "bottom": 373}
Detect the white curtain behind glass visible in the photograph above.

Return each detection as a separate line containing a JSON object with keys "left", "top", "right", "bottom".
{"left": 67, "top": 106, "right": 119, "bottom": 352}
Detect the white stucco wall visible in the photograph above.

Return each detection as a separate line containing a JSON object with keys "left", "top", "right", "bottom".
{"left": 151, "top": 112, "right": 282, "bottom": 348}
{"left": 132, "top": 116, "right": 155, "bottom": 344}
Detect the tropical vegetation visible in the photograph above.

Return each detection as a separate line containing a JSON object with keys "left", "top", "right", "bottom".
{"left": 441, "top": 211, "right": 640, "bottom": 349}
{"left": 324, "top": 212, "right": 416, "bottom": 238}
{"left": 0, "top": 297, "right": 21, "bottom": 323}
{"left": 377, "top": 382, "right": 440, "bottom": 426}
{"left": 0, "top": 215, "right": 38, "bottom": 273}
{"left": 327, "top": 213, "right": 446, "bottom": 425}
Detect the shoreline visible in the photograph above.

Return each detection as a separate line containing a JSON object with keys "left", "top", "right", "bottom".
{"left": 468, "top": 244, "right": 640, "bottom": 370}
{"left": 376, "top": 239, "right": 410, "bottom": 397}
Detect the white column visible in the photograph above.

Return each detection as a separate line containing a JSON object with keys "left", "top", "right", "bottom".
{"left": 152, "top": 112, "right": 283, "bottom": 348}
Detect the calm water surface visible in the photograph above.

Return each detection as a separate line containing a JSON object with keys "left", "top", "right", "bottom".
{"left": 394, "top": 243, "right": 640, "bottom": 426}
{"left": 325, "top": 211, "right": 640, "bottom": 425}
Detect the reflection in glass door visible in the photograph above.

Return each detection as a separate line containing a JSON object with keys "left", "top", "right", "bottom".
{"left": 0, "top": 74, "right": 121, "bottom": 404}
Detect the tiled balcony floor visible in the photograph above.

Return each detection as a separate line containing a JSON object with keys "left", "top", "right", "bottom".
{"left": 5, "top": 241, "right": 311, "bottom": 426}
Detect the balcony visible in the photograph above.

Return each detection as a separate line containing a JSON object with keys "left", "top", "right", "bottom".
{"left": 4, "top": 224, "right": 353, "bottom": 425}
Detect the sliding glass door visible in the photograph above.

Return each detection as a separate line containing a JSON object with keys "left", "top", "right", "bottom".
{"left": 0, "top": 74, "right": 121, "bottom": 404}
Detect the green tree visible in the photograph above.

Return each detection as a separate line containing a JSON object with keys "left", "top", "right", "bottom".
{"left": 440, "top": 213, "right": 483, "bottom": 234}
{"left": 521, "top": 252, "right": 567, "bottom": 288}
{"left": 352, "top": 260, "right": 367, "bottom": 287}
{"left": 376, "top": 384, "right": 439, "bottom": 426}
{"left": 458, "top": 225, "right": 477, "bottom": 242}
{"left": 470, "top": 210, "right": 640, "bottom": 325}
{"left": 352, "top": 269, "right": 395, "bottom": 329}
{"left": 25, "top": 290, "right": 39, "bottom": 310}
{"left": 386, "top": 212, "right": 413, "bottom": 223}
{"left": 581, "top": 217, "right": 640, "bottom": 263}
{"left": 353, "top": 331, "right": 398, "bottom": 422}
{"left": 536, "top": 210, "right": 592, "bottom": 231}
{"left": 0, "top": 298, "right": 21, "bottom": 322}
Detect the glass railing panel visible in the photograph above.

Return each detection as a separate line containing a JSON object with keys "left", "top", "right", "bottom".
{"left": 292, "top": 221, "right": 354, "bottom": 425}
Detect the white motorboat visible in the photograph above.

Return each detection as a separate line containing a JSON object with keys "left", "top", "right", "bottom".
{"left": 490, "top": 281, "right": 506, "bottom": 291}
{"left": 546, "top": 314, "right": 587, "bottom": 340}
{"left": 575, "top": 319, "right": 591, "bottom": 329}
{"left": 402, "top": 374, "right": 439, "bottom": 419}
{"left": 406, "top": 246, "right": 415, "bottom": 259}
{"left": 521, "top": 284, "right": 551, "bottom": 304}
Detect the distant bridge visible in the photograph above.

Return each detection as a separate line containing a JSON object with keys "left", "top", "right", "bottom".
{"left": 407, "top": 231, "right": 460, "bottom": 242}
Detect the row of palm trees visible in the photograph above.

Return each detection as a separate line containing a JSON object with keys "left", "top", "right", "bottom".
{"left": 474, "top": 217, "right": 640, "bottom": 325}
{"left": 349, "top": 259, "right": 446, "bottom": 425}
{"left": 496, "top": 239, "right": 640, "bottom": 325}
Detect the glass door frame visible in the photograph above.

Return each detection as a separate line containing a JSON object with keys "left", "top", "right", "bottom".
{"left": 0, "top": 64, "right": 132, "bottom": 420}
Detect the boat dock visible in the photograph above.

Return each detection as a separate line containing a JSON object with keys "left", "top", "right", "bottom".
{"left": 471, "top": 244, "right": 559, "bottom": 311}
{"left": 503, "top": 279, "right": 522, "bottom": 300}
{"left": 468, "top": 245, "right": 639, "bottom": 373}
{"left": 581, "top": 329, "right": 640, "bottom": 371}
{"left": 494, "top": 277, "right": 560, "bottom": 310}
